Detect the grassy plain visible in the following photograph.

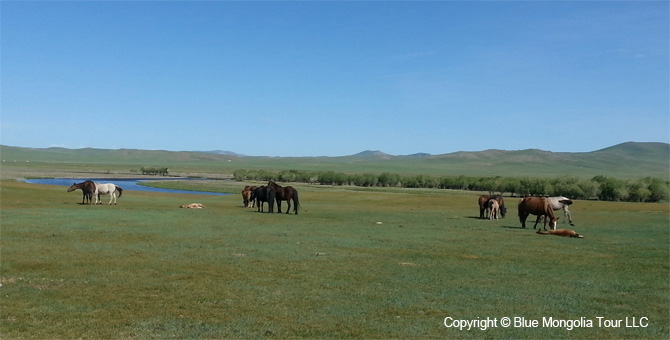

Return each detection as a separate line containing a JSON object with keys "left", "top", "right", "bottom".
{"left": 1, "top": 175, "right": 668, "bottom": 339}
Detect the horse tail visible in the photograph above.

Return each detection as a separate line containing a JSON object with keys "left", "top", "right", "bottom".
{"left": 518, "top": 199, "right": 525, "bottom": 224}
{"left": 293, "top": 190, "right": 300, "bottom": 214}
{"left": 116, "top": 186, "right": 123, "bottom": 197}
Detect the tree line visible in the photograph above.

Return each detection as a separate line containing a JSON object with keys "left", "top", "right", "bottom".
{"left": 233, "top": 169, "right": 669, "bottom": 202}
{"left": 140, "top": 167, "right": 169, "bottom": 176}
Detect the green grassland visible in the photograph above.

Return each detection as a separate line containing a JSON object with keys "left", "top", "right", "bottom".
{"left": 1, "top": 177, "right": 668, "bottom": 339}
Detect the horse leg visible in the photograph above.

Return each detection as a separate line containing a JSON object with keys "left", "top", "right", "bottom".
{"left": 285, "top": 199, "right": 291, "bottom": 214}
{"left": 564, "top": 207, "right": 572, "bottom": 224}
{"left": 532, "top": 215, "right": 543, "bottom": 229}
{"left": 276, "top": 199, "right": 282, "bottom": 213}
{"left": 520, "top": 212, "right": 529, "bottom": 228}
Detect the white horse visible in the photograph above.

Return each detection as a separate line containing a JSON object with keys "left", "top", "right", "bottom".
{"left": 488, "top": 199, "right": 500, "bottom": 220}
{"left": 547, "top": 196, "right": 573, "bottom": 225}
{"left": 94, "top": 183, "right": 123, "bottom": 205}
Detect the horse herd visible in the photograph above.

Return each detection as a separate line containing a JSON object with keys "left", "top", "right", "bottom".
{"left": 67, "top": 179, "right": 581, "bottom": 236}
{"left": 241, "top": 181, "right": 300, "bottom": 215}
{"left": 478, "top": 194, "right": 582, "bottom": 237}
{"left": 66, "top": 179, "right": 301, "bottom": 215}
{"left": 67, "top": 180, "right": 123, "bottom": 205}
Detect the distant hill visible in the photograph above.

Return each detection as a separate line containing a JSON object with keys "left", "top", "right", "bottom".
{"left": 1, "top": 142, "right": 668, "bottom": 179}
{"left": 202, "top": 150, "right": 246, "bottom": 157}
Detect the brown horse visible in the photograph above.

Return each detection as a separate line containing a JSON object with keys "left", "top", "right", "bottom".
{"left": 267, "top": 180, "right": 300, "bottom": 215}
{"left": 478, "top": 195, "right": 506, "bottom": 219}
{"left": 242, "top": 186, "right": 258, "bottom": 208}
{"left": 518, "top": 197, "right": 558, "bottom": 230}
{"left": 536, "top": 229, "right": 583, "bottom": 238}
{"left": 67, "top": 180, "right": 96, "bottom": 205}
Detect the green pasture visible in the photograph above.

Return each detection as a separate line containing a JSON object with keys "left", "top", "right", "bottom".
{"left": 1, "top": 179, "right": 668, "bottom": 339}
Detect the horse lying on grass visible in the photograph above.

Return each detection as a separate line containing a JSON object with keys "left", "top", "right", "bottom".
{"left": 537, "top": 229, "right": 584, "bottom": 238}
{"left": 180, "top": 203, "right": 205, "bottom": 209}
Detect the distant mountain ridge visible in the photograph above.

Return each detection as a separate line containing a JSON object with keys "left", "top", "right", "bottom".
{"left": 1, "top": 142, "right": 667, "bottom": 179}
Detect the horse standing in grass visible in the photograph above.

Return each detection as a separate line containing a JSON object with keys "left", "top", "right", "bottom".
{"left": 250, "top": 186, "right": 275, "bottom": 213}
{"left": 478, "top": 195, "right": 506, "bottom": 219}
{"left": 518, "top": 197, "right": 557, "bottom": 230}
{"left": 547, "top": 196, "right": 574, "bottom": 225}
{"left": 94, "top": 183, "right": 123, "bottom": 205}
{"left": 67, "top": 180, "right": 96, "bottom": 205}
{"left": 488, "top": 199, "right": 500, "bottom": 220}
{"left": 268, "top": 180, "right": 300, "bottom": 215}
{"left": 242, "top": 185, "right": 258, "bottom": 208}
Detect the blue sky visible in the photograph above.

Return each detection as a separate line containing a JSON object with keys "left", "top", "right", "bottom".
{"left": 1, "top": 1, "right": 668, "bottom": 157}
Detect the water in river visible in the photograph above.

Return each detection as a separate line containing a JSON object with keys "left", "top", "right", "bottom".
{"left": 21, "top": 178, "right": 230, "bottom": 196}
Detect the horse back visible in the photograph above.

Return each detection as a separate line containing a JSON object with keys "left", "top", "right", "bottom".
{"left": 520, "top": 197, "right": 554, "bottom": 217}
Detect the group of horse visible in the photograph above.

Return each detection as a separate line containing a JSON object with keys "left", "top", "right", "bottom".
{"left": 478, "top": 194, "right": 579, "bottom": 237}
{"left": 241, "top": 180, "right": 300, "bottom": 215}
{"left": 67, "top": 179, "right": 579, "bottom": 236}
{"left": 67, "top": 180, "right": 123, "bottom": 205}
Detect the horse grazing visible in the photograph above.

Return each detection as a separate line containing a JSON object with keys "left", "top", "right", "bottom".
{"left": 488, "top": 199, "right": 500, "bottom": 220}
{"left": 67, "top": 180, "right": 96, "bottom": 205}
{"left": 268, "top": 180, "right": 300, "bottom": 215}
{"left": 547, "top": 196, "right": 574, "bottom": 225}
{"left": 478, "top": 195, "right": 506, "bottom": 219}
{"left": 242, "top": 186, "right": 258, "bottom": 208}
{"left": 250, "top": 186, "right": 275, "bottom": 213}
{"left": 94, "top": 183, "right": 123, "bottom": 205}
{"left": 518, "top": 197, "right": 558, "bottom": 230}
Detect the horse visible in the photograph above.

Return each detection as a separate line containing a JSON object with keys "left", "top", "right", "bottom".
{"left": 518, "top": 197, "right": 558, "bottom": 230}
{"left": 267, "top": 180, "right": 300, "bottom": 215}
{"left": 242, "top": 186, "right": 258, "bottom": 208}
{"left": 250, "top": 186, "right": 275, "bottom": 213}
{"left": 180, "top": 203, "right": 205, "bottom": 209}
{"left": 536, "top": 229, "right": 583, "bottom": 238}
{"left": 547, "top": 196, "right": 574, "bottom": 225}
{"left": 67, "top": 180, "right": 96, "bottom": 204}
{"left": 488, "top": 199, "right": 500, "bottom": 220}
{"left": 478, "top": 195, "right": 506, "bottom": 219}
{"left": 94, "top": 183, "right": 123, "bottom": 205}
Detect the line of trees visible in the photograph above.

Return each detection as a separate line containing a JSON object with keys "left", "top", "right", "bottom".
{"left": 140, "top": 167, "right": 169, "bottom": 176}
{"left": 233, "top": 169, "right": 669, "bottom": 202}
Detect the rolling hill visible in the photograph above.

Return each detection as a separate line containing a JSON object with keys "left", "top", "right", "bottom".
{"left": 1, "top": 142, "right": 668, "bottom": 179}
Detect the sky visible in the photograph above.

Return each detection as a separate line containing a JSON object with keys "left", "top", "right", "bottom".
{"left": 1, "top": 1, "right": 668, "bottom": 157}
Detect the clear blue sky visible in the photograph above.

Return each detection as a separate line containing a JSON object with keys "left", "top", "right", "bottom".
{"left": 2, "top": 1, "right": 668, "bottom": 157}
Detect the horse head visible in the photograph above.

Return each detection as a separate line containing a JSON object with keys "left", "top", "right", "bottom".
{"left": 67, "top": 183, "right": 78, "bottom": 192}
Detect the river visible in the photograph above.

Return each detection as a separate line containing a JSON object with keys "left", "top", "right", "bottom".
{"left": 21, "top": 178, "right": 230, "bottom": 196}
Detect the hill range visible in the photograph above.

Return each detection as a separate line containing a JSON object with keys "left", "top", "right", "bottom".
{"left": 1, "top": 142, "right": 668, "bottom": 179}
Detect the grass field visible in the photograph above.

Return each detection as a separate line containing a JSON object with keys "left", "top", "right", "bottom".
{"left": 1, "top": 177, "right": 668, "bottom": 339}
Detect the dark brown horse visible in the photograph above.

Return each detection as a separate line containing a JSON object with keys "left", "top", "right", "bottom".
{"left": 67, "top": 180, "right": 96, "bottom": 205}
{"left": 478, "top": 195, "right": 506, "bottom": 219}
{"left": 518, "top": 197, "right": 558, "bottom": 230}
{"left": 267, "top": 180, "right": 300, "bottom": 215}
{"left": 250, "top": 186, "right": 275, "bottom": 213}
